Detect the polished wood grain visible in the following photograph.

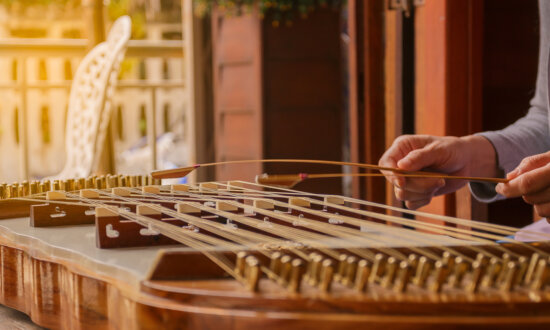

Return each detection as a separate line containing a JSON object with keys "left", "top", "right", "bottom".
{"left": 0, "top": 184, "right": 548, "bottom": 329}
{"left": 1, "top": 237, "right": 550, "bottom": 329}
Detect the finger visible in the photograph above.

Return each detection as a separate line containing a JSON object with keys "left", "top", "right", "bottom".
{"left": 396, "top": 147, "right": 441, "bottom": 172}
{"left": 380, "top": 135, "right": 435, "bottom": 187}
{"left": 405, "top": 199, "right": 431, "bottom": 210}
{"left": 507, "top": 153, "right": 550, "bottom": 180}
{"left": 496, "top": 163, "right": 550, "bottom": 197}
{"left": 399, "top": 177, "right": 445, "bottom": 194}
{"left": 394, "top": 187, "right": 435, "bottom": 202}
{"left": 534, "top": 202, "right": 550, "bottom": 219}
{"left": 379, "top": 155, "right": 405, "bottom": 188}
{"left": 523, "top": 186, "right": 550, "bottom": 205}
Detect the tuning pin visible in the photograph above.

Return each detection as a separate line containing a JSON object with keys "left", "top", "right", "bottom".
{"left": 10, "top": 183, "right": 19, "bottom": 197}
{"left": 319, "top": 259, "right": 335, "bottom": 293}
{"left": 21, "top": 181, "right": 29, "bottom": 196}
{"left": 0, "top": 185, "right": 5, "bottom": 200}
{"left": 11, "top": 182, "right": 19, "bottom": 197}
{"left": 339, "top": 256, "right": 356, "bottom": 287}
{"left": 530, "top": 258, "right": 549, "bottom": 291}
{"left": 304, "top": 252, "right": 317, "bottom": 282}
{"left": 278, "top": 255, "right": 293, "bottom": 285}
{"left": 334, "top": 253, "right": 348, "bottom": 283}
{"left": 496, "top": 253, "right": 511, "bottom": 285}
{"left": 307, "top": 254, "right": 323, "bottom": 286}
{"left": 38, "top": 182, "right": 46, "bottom": 194}
{"left": 475, "top": 253, "right": 488, "bottom": 267}
{"left": 447, "top": 256, "right": 469, "bottom": 288}
{"left": 268, "top": 252, "right": 282, "bottom": 280}
{"left": 66, "top": 179, "right": 76, "bottom": 192}
{"left": 288, "top": 258, "right": 305, "bottom": 293}
{"left": 29, "top": 181, "right": 39, "bottom": 195}
{"left": 43, "top": 180, "right": 51, "bottom": 192}
{"left": 234, "top": 251, "right": 247, "bottom": 278}
{"left": 480, "top": 257, "right": 501, "bottom": 289}
{"left": 514, "top": 256, "right": 528, "bottom": 287}
{"left": 354, "top": 259, "right": 371, "bottom": 292}
{"left": 136, "top": 175, "right": 143, "bottom": 187}
{"left": 142, "top": 175, "right": 149, "bottom": 186}
{"left": 6, "top": 184, "right": 15, "bottom": 198}
{"left": 52, "top": 180, "right": 61, "bottom": 191}
{"left": 76, "top": 178, "right": 85, "bottom": 191}
{"left": 407, "top": 254, "right": 419, "bottom": 270}
{"left": 499, "top": 261, "right": 518, "bottom": 292}
{"left": 428, "top": 260, "right": 449, "bottom": 293}
{"left": 245, "top": 256, "right": 261, "bottom": 292}
{"left": 97, "top": 176, "right": 106, "bottom": 189}
{"left": 368, "top": 253, "right": 387, "bottom": 284}
{"left": 393, "top": 261, "right": 412, "bottom": 293}
{"left": 465, "top": 260, "right": 485, "bottom": 293}
{"left": 380, "top": 257, "right": 398, "bottom": 289}
{"left": 84, "top": 177, "right": 93, "bottom": 189}
{"left": 105, "top": 175, "right": 115, "bottom": 189}
{"left": 441, "top": 251, "right": 455, "bottom": 269}
{"left": 524, "top": 253, "right": 541, "bottom": 285}
{"left": 127, "top": 176, "right": 135, "bottom": 187}
{"left": 122, "top": 175, "right": 129, "bottom": 187}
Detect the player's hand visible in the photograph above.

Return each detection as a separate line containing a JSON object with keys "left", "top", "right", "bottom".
{"left": 379, "top": 134, "right": 497, "bottom": 210}
{"left": 496, "top": 151, "right": 550, "bottom": 217}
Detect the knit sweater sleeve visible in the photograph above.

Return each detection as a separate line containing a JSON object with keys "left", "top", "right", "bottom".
{"left": 470, "top": 0, "right": 550, "bottom": 203}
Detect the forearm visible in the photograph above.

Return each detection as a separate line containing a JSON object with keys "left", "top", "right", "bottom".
{"left": 460, "top": 135, "right": 502, "bottom": 178}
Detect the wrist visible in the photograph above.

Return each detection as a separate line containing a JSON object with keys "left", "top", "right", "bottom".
{"left": 459, "top": 135, "right": 502, "bottom": 178}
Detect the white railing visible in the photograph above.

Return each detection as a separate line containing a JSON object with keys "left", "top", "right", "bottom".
{"left": 0, "top": 38, "right": 187, "bottom": 182}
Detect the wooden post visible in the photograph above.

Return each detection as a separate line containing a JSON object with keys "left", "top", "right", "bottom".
{"left": 183, "top": 0, "right": 215, "bottom": 183}
{"left": 83, "top": 0, "right": 115, "bottom": 175}
{"left": 414, "top": 0, "right": 484, "bottom": 220}
{"left": 384, "top": 7, "right": 404, "bottom": 216}
{"left": 348, "top": 0, "right": 387, "bottom": 204}
{"left": 83, "top": 0, "right": 106, "bottom": 48}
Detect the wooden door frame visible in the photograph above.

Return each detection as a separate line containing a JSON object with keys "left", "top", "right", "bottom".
{"left": 415, "top": 0, "right": 485, "bottom": 219}
{"left": 349, "top": 0, "right": 485, "bottom": 219}
{"left": 348, "top": 0, "right": 388, "bottom": 205}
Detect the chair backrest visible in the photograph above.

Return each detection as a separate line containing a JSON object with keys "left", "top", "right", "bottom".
{"left": 55, "top": 15, "right": 131, "bottom": 180}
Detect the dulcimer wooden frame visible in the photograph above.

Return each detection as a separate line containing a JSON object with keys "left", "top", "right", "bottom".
{"left": 0, "top": 179, "right": 548, "bottom": 329}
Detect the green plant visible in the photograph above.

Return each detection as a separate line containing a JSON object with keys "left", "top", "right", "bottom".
{"left": 194, "top": 0, "right": 345, "bottom": 27}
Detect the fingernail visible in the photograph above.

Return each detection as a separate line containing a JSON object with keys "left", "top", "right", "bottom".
{"left": 495, "top": 183, "right": 503, "bottom": 194}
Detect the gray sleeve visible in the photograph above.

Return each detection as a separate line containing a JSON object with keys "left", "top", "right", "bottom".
{"left": 470, "top": 0, "right": 550, "bottom": 202}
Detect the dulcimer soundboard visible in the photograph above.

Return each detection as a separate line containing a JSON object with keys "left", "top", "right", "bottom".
{"left": 0, "top": 176, "right": 549, "bottom": 329}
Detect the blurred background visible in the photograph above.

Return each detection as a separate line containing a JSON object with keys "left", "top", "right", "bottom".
{"left": 0, "top": 0, "right": 187, "bottom": 181}
{"left": 0, "top": 0, "right": 542, "bottom": 225}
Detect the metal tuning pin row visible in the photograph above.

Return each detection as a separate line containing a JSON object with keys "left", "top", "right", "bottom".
{"left": 235, "top": 252, "right": 261, "bottom": 292}
{"left": 236, "top": 250, "right": 550, "bottom": 295}
{"left": 418, "top": 252, "right": 548, "bottom": 294}
{"left": 0, "top": 174, "right": 162, "bottom": 199}
{"left": 309, "top": 251, "right": 550, "bottom": 295}
{"left": 268, "top": 252, "right": 305, "bottom": 293}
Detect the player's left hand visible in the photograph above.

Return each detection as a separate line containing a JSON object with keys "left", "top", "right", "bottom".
{"left": 496, "top": 151, "right": 550, "bottom": 217}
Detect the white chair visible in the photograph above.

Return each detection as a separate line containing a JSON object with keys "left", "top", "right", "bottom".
{"left": 52, "top": 16, "right": 131, "bottom": 180}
